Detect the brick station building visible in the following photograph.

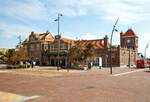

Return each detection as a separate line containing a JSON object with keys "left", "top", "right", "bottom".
{"left": 23, "top": 31, "right": 75, "bottom": 66}
{"left": 23, "top": 29, "right": 138, "bottom": 67}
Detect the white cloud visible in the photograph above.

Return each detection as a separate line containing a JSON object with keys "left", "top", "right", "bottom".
{"left": 53, "top": 0, "right": 150, "bottom": 24}
{"left": 0, "top": 0, "right": 49, "bottom": 21}
{"left": 59, "top": 7, "right": 77, "bottom": 17}
{"left": 1, "top": 0, "right": 150, "bottom": 24}
{"left": 137, "top": 32, "right": 150, "bottom": 57}
{"left": 80, "top": 33, "right": 98, "bottom": 40}
{"left": 0, "top": 21, "right": 41, "bottom": 39}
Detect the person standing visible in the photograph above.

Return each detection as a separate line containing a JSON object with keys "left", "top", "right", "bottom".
{"left": 31, "top": 61, "right": 34, "bottom": 68}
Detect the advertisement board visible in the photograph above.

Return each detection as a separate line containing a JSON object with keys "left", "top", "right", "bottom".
{"left": 98, "top": 57, "right": 102, "bottom": 69}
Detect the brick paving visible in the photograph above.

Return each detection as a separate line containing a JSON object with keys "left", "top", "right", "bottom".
{"left": 0, "top": 67, "right": 150, "bottom": 102}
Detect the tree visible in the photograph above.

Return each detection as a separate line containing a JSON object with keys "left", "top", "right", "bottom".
{"left": 5, "top": 49, "right": 15, "bottom": 64}
{"left": 69, "top": 40, "right": 96, "bottom": 64}
{"left": 83, "top": 43, "right": 96, "bottom": 60}
{"left": 69, "top": 40, "right": 84, "bottom": 62}
{"left": 5, "top": 48, "right": 29, "bottom": 65}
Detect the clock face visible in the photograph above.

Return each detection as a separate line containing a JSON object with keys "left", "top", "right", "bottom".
{"left": 127, "top": 39, "right": 130, "bottom": 43}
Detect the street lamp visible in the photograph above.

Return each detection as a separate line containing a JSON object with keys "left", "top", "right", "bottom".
{"left": 127, "top": 39, "right": 131, "bottom": 69}
{"left": 110, "top": 18, "right": 119, "bottom": 74}
{"left": 54, "top": 13, "right": 63, "bottom": 71}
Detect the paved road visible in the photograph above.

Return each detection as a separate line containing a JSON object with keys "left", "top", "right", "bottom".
{"left": 0, "top": 67, "right": 150, "bottom": 102}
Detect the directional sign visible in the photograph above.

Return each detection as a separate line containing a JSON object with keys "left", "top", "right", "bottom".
{"left": 55, "top": 35, "right": 61, "bottom": 39}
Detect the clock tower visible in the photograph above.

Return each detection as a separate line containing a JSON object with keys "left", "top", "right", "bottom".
{"left": 120, "top": 29, "right": 138, "bottom": 50}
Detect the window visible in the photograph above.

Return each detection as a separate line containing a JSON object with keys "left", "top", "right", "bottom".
{"left": 30, "top": 44, "right": 34, "bottom": 51}
{"left": 55, "top": 43, "right": 58, "bottom": 48}
{"left": 36, "top": 44, "right": 40, "bottom": 50}
{"left": 24, "top": 45, "right": 27, "bottom": 51}
{"left": 36, "top": 53, "right": 39, "bottom": 57}
{"left": 51, "top": 45, "right": 54, "bottom": 51}
{"left": 61, "top": 43, "right": 66, "bottom": 49}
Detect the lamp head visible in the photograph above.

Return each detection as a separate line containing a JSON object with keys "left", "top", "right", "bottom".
{"left": 58, "top": 13, "right": 63, "bottom": 16}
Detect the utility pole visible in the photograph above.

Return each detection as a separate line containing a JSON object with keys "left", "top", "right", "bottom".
{"left": 110, "top": 18, "right": 119, "bottom": 74}
{"left": 129, "top": 48, "right": 130, "bottom": 69}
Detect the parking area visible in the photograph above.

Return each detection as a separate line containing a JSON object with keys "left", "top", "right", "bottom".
{"left": 0, "top": 67, "right": 150, "bottom": 102}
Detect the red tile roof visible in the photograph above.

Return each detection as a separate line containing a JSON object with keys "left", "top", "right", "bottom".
{"left": 123, "top": 29, "right": 137, "bottom": 37}
{"left": 34, "top": 32, "right": 54, "bottom": 41}
{"left": 79, "top": 39, "right": 109, "bottom": 49}
{"left": 61, "top": 38, "right": 75, "bottom": 44}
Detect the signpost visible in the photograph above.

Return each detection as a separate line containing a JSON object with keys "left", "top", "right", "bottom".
{"left": 98, "top": 57, "right": 102, "bottom": 69}
{"left": 105, "top": 55, "right": 108, "bottom": 67}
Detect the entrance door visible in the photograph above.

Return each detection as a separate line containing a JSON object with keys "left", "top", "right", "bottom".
{"left": 51, "top": 59, "right": 54, "bottom": 66}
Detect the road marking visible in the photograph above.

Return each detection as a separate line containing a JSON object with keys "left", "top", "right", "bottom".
{"left": 0, "top": 70, "right": 9, "bottom": 73}
{"left": 112, "top": 69, "right": 146, "bottom": 76}
{"left": 11, "top": 96, "right": 40, "bottom": 102}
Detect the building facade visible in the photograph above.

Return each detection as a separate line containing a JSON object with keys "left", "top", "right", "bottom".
{"left": 23, "top": 31, "right": 75, "bottom": 65}
{"left": 97, "top": 29, "right": 138, "bottom": 67}
{"left": 23, "top": 29, "right": 138, "bottom": 67}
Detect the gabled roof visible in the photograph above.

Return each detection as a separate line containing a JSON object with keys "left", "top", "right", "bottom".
{"left": 123, "top": 29, "right": 137, "bottom": 37}
{"left": 61, "top": 38, "right": 75, "bottom": 44}
{"left": 79, "top": 39, "right": 109, "bottom": 49}
{"left": 34, "top": 32, "right": 54, "bottom": 41}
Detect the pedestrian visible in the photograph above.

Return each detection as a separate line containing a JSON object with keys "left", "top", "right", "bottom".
{"left": 31, "top": 61, "right": 34, "bottom": 68}
{"left": 88, "top": 62, "right": 91, "bottom": 70}
{"left": 90, "top": 62, "right": 93, "bottom": 68}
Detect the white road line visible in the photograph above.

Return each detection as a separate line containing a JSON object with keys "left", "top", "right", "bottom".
{"left": 11, "top": 96, "right": 40, "bottom": 102}
{"left": 112, "top": 69, "right": 146, "bottom": 76}
{"left": 0, "top": 70, "right": 9, "bottom": 72}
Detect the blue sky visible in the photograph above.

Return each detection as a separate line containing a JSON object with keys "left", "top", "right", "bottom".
{"left": 0, "top": 0, "right": 150, "bottom": 57}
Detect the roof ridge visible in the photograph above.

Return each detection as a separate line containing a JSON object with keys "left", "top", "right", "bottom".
{"left": 123, "top": 29, "right": 137, "bottom": 37}
{"left": 82, "top": 39, "right": 104, "bottom": 41}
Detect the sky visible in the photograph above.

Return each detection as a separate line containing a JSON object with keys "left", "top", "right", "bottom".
{"left": 0, "top": 0, "right": 150, "bottom": 57}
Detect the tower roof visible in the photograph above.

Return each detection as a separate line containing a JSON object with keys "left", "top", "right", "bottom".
{"left": 123, "top": 29, "right": 137, "bottom": 37}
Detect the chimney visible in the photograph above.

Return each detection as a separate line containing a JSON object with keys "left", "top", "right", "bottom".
{"left": 31, "top": 31, "right": 34, "bottom": 35}
{"left": 120, "top": 31, "right": 123, "bottom": 47}
{"left": 104, "top": 35, "right": 108, "bottom": 48}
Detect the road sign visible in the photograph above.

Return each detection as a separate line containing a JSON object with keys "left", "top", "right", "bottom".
{"left": 55, "top": 35, "right": 61, "bottom": 39}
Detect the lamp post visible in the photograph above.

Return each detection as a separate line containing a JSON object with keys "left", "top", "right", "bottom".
{"left": 129, "top": 48, "right": 131, "bottom": 69}
{"left": 55, "top": 13, "right": 63, "bottom": 71}
{"left": 110, "top": 18, "right": 119, "bottom": 74}
{"left": 127, "top": 39, "right": 131, "bottom": 69}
